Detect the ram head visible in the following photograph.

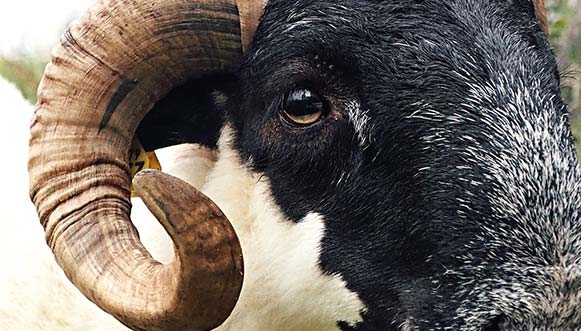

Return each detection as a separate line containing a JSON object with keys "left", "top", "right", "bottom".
{"left": 28, "top": 0, "right": 580, "bottom": 330}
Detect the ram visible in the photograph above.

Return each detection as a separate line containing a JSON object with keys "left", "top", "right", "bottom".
{"left": 4, "top": 0, "right": 581, "bottom": 330}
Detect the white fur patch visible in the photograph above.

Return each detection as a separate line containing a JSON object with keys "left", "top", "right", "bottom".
{"left": 1, "top": 119, "right": 365, "bottom": 330}
{"left": 206, "top": 126, "right": 367, "bottom": 330}
{"left": 346, "top": 100, "right": 372, "bottom": 149}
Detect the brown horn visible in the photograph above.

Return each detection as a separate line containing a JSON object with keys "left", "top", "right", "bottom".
{"left": 28, "top": 0, "right": 266, "bottom": 330}
{"left": 533, "top": 0, "right": 549, "bottom": 35}
{"left": 238, "top": 0, "right": 268, "bottom": 51}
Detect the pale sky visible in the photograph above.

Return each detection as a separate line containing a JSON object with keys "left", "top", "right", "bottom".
{"left": 0, "top": 0, "right": 94, "bottom": 56}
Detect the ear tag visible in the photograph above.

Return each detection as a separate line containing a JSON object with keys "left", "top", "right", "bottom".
{"left": 129, "top": 138, "right": 162, "bottom": 197}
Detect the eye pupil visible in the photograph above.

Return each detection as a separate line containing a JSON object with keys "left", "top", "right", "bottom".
{"left": 287, "top": 89, "right": 322, "bottom": 115}
{"left": 283, "top": 88, "right": 326, "bottom": 126}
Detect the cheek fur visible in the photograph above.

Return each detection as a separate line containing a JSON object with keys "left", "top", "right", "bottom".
{"left": 200, "top": 125, "right": 367, "bottom": 331}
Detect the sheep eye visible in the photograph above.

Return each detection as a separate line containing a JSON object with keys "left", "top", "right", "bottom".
{"left": 282, "top": 88, "right": 326, "bottom": 126}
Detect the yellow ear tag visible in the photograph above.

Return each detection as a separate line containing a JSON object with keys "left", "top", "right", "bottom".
{"left": 129, "top": 138, "right": 162, "bottom": 197}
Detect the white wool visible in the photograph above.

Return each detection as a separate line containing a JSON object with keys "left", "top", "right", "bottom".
{"left": 0, "top": 79, "right": 365, "bottom": 330}
{"left": 207, "top": 126, "right": 366, "bottom": 331}
{"left": 0, "top": 77, "right": 127, "bottom": 330}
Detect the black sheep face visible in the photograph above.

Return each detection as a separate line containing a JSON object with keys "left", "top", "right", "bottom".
{"left": 231, "top": 0, "right": 581, "bottom": 330}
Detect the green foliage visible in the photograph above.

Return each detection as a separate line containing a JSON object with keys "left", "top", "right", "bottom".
{"left": 546, "top": 0, "right": 581, "bottom": 155}
{"left": 549, "top": 1, "right": 580, "bottom": 61}
{"left": 549, "top": 3, "right": 574, "bottom": 43}
{"left": 0, "top": 55, "right": 46, "bottom": 103}
{"left": 548, "top": 1, "right": 578, "bottom": 58}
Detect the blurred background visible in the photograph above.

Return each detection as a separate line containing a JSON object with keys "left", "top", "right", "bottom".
{"left": 0, "top": 0, "right": 580, "bottom": 149}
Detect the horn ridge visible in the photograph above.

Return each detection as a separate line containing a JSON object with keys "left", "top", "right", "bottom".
{"left": 28, "top": 0, "right": 266, "bottom": 330}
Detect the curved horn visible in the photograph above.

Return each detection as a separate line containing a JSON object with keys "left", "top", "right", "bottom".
{"left": 28, "top": 0, "right": 266, "bottom": 330}
{"left": 533, "top": 0, "right": 549, "bottom": 35}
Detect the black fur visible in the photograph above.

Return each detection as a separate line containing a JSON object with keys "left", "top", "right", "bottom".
{"left": 138, "top": 75, "right": 233, "bottom": 151}
{"left": 145, "top": 0, "right": 581, "bottom": 329}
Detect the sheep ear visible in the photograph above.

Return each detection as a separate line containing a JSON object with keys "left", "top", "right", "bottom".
{"left": 532, "top": 0, "right": 549, "bottom": 35}
{"left": 137, "top": 75, "right": 236, "bottom": 152}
